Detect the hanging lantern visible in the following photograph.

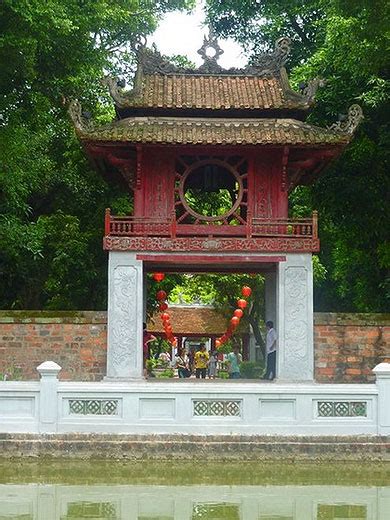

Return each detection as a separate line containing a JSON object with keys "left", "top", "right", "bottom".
{"left": 156, "top": 290, "right": 167, "bottom": 301}
{"left": 215, "top": 339, "right": 221, "bottom": 348}
{"left": 231, "top": 316, "right": 240, "bottom": 327}
{"left": 161, "top": 312, "right": 170, "bottom": 322}
{"left": 233, "top": 309, "right": 243, "bottom": 318}
{"left": 153, "top": 272, "right": 165, "bottom": 282}
{"left": 159, "top": 302, "right": 168, "bottom": 311}
{"left": 241, "top": 286, "right": 252, "bottom": 298}
{"left": 237, "top": 298, "right": 247, "bottom": 309}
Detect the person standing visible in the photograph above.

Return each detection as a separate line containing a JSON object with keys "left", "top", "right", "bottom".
{"left": 227, "top": 345, "right": 242, "bottom": 379}
{"left": 194, "top": 343, "right": 209, "bottom": 379}
{"left": 208, "top": 350, "right": 218, "bottom": 379}
{"left": 263, "top": 320, "right": 277, "bottom": 380}
{"left": 143, "top": 323, "right": 156, "bottom": 378}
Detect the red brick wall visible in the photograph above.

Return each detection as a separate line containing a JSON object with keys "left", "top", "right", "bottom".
{"left": 1, "top": 311, "right": 389, "bottom": 382}
{"left": 314, "top": 313, "right": 390, "bottom": 383}
{"left": 0, "top": 312, "right": 107, "bottom": 381}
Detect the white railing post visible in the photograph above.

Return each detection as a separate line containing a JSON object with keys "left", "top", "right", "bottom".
{"left": 37, "top": 361, "right": 61, "bottom": 434}
{"left": 373, "top": 362, "right": 390, "bottom": 435}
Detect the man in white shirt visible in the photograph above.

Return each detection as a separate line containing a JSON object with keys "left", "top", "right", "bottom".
{"left": 263, "top": 320, "right": 277, "bottom": 380}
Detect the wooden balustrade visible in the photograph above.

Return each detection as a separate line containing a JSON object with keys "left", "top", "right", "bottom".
{"left": 104, "top": 210, "right": 318, "bottom": 240}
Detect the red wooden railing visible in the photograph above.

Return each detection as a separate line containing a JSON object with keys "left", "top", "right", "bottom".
{"left": 105, "top": 209, "right": 318, "bottom": 240}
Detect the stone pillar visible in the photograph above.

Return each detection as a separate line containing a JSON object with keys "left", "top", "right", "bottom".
{"left": 373, "top": 362, "right": 390, "bottom": 435}
{"left": 265, "top": 271, "right": 277, "bottom": 325}
{"left": 106, "top": 251, "right": 144, "bottom": 380}
{"left": 37, "top": 361, "right": 61, "bottom": 433}
{"left": 277, "top": 253, "right": 314, "bottom": 381}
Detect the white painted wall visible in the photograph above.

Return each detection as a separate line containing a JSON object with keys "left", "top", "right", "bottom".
{"left": 0, "top": 362, "right": 389, "bottom": 436}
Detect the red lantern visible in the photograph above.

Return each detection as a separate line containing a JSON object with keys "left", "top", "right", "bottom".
{"left": 242, "top": 286, "right": 252, "bottom": 298}
{"left": 215, "top": 340, "right": 221, "bottom": 348}
{"left": 237, "top": 298, "right": 247, "bottom": 309}
{"left": 153, "top": 272, "right": 165, "bottom": 282}
{"left": 231, "top": 316, "right": 240, "bottom": 327}
{"left": 233, "top": 308, "right": 243, "bottom": 318}
{"left": 161, "top": 312, "right": 170, "bottom": 322}
{"left": 159, "top": 302, "right": 168, "bottom": 311}
{"left": 156, "top": 290, "right": 167, "bottom": 301}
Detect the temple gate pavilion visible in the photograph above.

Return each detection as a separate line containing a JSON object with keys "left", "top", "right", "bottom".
{"left": 69, "top": 34, "right": 363, "bottom": 381}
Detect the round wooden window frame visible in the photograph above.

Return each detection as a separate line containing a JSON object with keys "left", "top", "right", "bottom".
{"left": 178, "top": 159, "right": 244, "bottom": 222}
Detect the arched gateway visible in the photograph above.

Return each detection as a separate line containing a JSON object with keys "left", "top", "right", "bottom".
{"left": 70, "top": 34, "right": 362, "bottom": 382}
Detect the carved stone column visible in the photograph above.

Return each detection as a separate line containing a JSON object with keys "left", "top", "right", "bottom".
{"left": 106, "top": 252, "right": 144, "bottom": 380}
{"left": 277, "top": 254, "right": 314, "bottom": 381}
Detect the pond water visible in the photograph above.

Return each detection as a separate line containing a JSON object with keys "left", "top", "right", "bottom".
{"left": 0, "top": 460, "right": 389, "bottom": 519}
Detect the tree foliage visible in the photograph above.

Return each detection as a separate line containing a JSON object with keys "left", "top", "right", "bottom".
{"left": 206, "top": 0, "right": 390, "bottom": 311}
{"left": 0, "top": 0, "right": 193, "bottom": 309}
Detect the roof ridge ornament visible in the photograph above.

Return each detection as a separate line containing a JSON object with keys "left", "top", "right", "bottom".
{"left": 247, "top": 36, "right": 291, "bottom": 76}
{"left": 68, "top": 100, "right": 94, "bottom": 134}
{"left": 197, "top": 28, "right": 224, "bottom": 73}
{"left": 329, "top": 104, "right": 364, "bottom": 134}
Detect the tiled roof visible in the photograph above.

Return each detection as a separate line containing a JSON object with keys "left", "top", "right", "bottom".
{"left": 118, "top": 74, "right": 308, "bottom": 111}
{"left": 147, "top": 306, "right": 248, "bottom": 335}
{"left": 79, "top": 117, "right": 350, "bottom": 146}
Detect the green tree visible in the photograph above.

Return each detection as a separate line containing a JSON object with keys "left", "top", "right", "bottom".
{"left": 205, "top": 0, "right": 390, "bottom": 311}
{"left": 0, "top": 0, "right": 193, "bottom": 309}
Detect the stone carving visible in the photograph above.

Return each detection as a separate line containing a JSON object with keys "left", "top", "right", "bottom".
{"left": 317, "top": 401, "right": 367, "bottom": 417}
{"left": 68, "top": 100, "right": 94, "bottom": 134}
{"left": 247, "top": 37, "right": 291, "bottom": 76}
{"left": 193, "top": 400, "right": 241, "bottom": 417}
{"left": 69, "top": 399, "right": 119, "bottom": 415}
{"left": 110, "top": 266, "right": 137, "bottom": 373}
{"left": 329, "top": 104, "right": 364, "bottom": 134}
{"left": 101, "top": 76, "right": 130, "bottom": 108}
{"left": 301, "top": 78, "right": 326, "bottom": 103}
{"left": 103, "top": 236, "right": 320, "bottom": 253}
{"left": 284, "top": 266, "right": 308, "bottom": 378}
{"left": 197, "top": 29, "right": 224, "bottom": 74}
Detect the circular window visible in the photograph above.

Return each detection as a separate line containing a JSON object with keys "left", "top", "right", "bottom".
{"left": 179, "top": 160, "right": 243, "bottom": 222}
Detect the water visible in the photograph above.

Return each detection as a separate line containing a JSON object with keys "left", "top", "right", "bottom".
{"left": 0, "top": 461, "right": 389, "bottom": 519}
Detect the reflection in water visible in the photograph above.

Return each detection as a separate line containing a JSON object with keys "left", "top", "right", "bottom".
{"left": 0, "top": 461, "right": 388, "bottom": 520}
{"left": 0, "top": 484, "right": 386, "bottom": 520}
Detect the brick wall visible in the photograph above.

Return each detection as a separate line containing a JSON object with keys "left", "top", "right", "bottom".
{"left": 0, "top": 312, "right": 107, "bottom": 381}
{"left": 1, "top": 311, "right": 389, "bottom": 382}
{"left": 314, "top": 313, "right": 390, "bottom": 383}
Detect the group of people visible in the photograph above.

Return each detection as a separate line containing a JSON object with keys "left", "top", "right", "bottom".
{"left": 143, "top": 320, "right": 278, "bottom": 381}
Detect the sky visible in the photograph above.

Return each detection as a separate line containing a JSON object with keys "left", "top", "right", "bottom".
{"left": 150, "top": 1, "right": 246, "bottom": 69}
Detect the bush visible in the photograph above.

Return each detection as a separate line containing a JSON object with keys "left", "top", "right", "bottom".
{"left": 239, "top": 361, "right": 264, "bottom": 379}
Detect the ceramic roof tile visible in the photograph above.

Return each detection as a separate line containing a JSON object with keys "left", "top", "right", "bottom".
{"left": 118, "top": 75, "right": 308, "bottom": 111}
{"left": 78, "top": 117, "right": 350, "bottom": 146}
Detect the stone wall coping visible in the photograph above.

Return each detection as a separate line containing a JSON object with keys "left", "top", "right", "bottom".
{"left": 0, "top": 310, "right": 389, "bottom": 326}
{"left": 0, "top": 310, "right": 107, "bottom": 324}
{"left": 314, "top": 312, "right": 390, "bottom": 326}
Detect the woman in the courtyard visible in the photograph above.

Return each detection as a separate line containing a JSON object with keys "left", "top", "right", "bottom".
{"left": 227, "top": 345, "right": 242, "bottom": 379}
{"left": 263, "top": 320, "right": 277, "bottom": 380}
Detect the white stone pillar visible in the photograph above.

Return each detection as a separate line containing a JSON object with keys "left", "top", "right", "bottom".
{"left": 265, "top": 272, "right": 277, "bottom": 325}
{"left": 277, "top": 253, "right": 314, "bottom": 381}
{"left": 373, "top": 362, "right": 390, "bottom": 435}
{"left": 37, "top": 361, "right": 61, "bottom": 433}
{"left": 106, "top": 251, "right": 144, "bottom": 380}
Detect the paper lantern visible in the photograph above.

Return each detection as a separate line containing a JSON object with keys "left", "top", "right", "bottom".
{"left": 153, "top": 272, "right": 165, "bottom": 282}
{"left": 233, "top": 309, "right": 243, "bottom": 318}
{"left": 161, "top": 312, "right": 170, "bottom": 322}
{"left": 156, "top": 290, "right": 167, "bottom": 301}
{"left": 237, "top": 298, "right": 247, "bottom": 309}
{"left": 159, "top": 302, "right": 168, "bottom": 311}
{"left": 241, "top": 286, "right": 252, "bottom": 297}
{"left": 231, "top": 316, "right": 240, "bottom": 327}
{"left": 215, "top": 340, "right": 221, "bottom": 348}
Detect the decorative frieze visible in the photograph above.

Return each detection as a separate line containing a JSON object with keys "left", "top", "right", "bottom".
{"left": 193, "top": 400, "right": 241, "bottom": 417}
{"left": 68, "top": 399, "right": 119, "bottom": 416}
{"left": 317, "top": 401, "right": 367, "bottom": 418}
{"left": 104, "top": 236, "right": 320, "bottom": 253}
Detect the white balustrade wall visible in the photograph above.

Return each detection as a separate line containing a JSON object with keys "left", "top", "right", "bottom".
{"left": 0, "top": 362, "right": 389, "bottom": 436}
